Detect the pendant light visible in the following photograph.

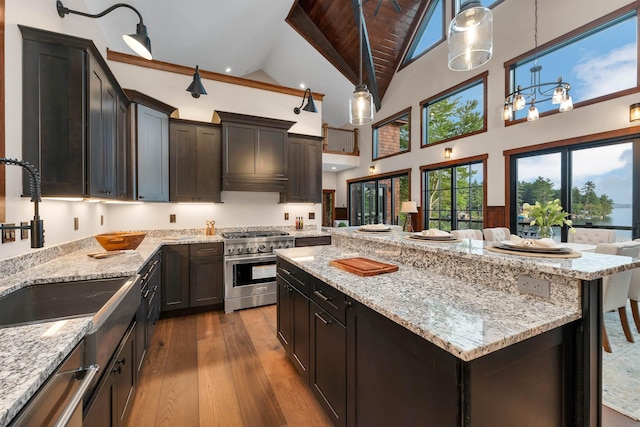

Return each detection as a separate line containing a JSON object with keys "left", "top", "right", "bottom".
{"left": 186, "top": 66, "right": 207, "bottom": 98}
{"left": 448, "top": 0, "right": 493, "bottom": 71}
{"left": 349, "top": 0, "right": 374, "bottom": 126}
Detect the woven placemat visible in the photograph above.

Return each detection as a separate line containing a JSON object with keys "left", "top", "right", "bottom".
{"left": 485, "top": 245, "right": 582, "bottom": 259}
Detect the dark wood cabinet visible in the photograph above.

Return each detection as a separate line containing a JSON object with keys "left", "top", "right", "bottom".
{"left": 282, "top": 134, "right": 323, "bottom": 203}
{"left": 115, "top": 97, "right": 131, "bottom": 199}
{"left": 84, "top": 322, "right": 136, "bottom": 427}
{"left": 133, "top": 104, "right": 170, "bottom": 201}
{"left": 135, "top": 252, "right": 161, "bottom": 377}
{"left": 294, "top": 236, "right": 332, "bottom": 247}
{"left": 217, "top": 111, "right": 295, "bottom": 193}
{"left": 169, "top": 120, "right": 221, "bottom": 203}
{"left": 161, "top": 243, "right": 224, "bottom": 312}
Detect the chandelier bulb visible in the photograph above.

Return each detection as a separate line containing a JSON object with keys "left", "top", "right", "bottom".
{"left": 559, "top": 95, "right": 573, "bottom": 112}
{"left": 502, "top": 103, "right": 513, "bottom": 121}
{"left": 527, "top": 104, "right": 539, "bottom": 121}
{"left": 513, "top": 94, "right": 526, "bottom": 111}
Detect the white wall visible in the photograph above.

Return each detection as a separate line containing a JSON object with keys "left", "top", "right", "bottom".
{"left": 1, "top": 0, "right": 322, "bottom": 259}
{"left": 334, "top": 0, "right": 638, "bottom": 208}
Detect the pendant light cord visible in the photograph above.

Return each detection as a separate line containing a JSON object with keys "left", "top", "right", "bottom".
{"left": 358, "top": 0, "right": 363, "bottom": 87}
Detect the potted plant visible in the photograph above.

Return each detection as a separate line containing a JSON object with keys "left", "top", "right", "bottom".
{"left": 522, "top": 199, "right": 575, "bottom": 239}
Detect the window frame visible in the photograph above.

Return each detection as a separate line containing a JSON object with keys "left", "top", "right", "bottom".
{"left": 420, "top": 155, "right": 488, "bottom": 231}
{"left": 503, "top": 2, "right": 640, "bottom": 126}
{"left": 399, "top": 0, "right": 446, "bottom": 69}
{"left": 420, "top": 71, "right": 488, "bottom": 148}
{"left": 372, "top": 107, "right": 412, "bottom": 161}
{"left": 347, "top": 169, "right": 412, "bottom": 227}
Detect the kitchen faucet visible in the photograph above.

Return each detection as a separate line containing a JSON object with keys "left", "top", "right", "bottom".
{"left": 0, "top": 158, "right": 45, "bottom": 248}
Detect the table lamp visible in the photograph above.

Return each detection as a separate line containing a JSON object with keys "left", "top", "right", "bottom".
{"left": 400, "top": 201, "right": 418, "bottom": 232}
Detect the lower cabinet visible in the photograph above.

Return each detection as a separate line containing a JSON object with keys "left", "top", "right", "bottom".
{"left": 84, "top": 322, "right": 136, "bottom": 427}
{"left": 277, "top": 270, "right": 310, "bottom": 383}
{"left": 161, "top": 243, "right": 224, "bottom": 312}
{"left": 135, "top": 251, "right": 161, "bottom": 377}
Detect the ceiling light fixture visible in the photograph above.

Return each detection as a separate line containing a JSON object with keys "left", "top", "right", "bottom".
{"left": 447, "top": 0, "right": 493, "bottom": 71}
{"left": 349, "top": 0, "right": 374, "bottom": 126}
{"left": 294, "top": 88, "right": 317, "bottom": 114}
{"left": 186, "top": 65, "right": 207, "bottom": 98}
{"left": 502, "top": 0, "right": 572, "bottom": 122}
{"left": 56, "top": 1, "right": 152, "bottom": 60}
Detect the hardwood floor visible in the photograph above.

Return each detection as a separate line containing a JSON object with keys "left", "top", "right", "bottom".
{"left": 124, "top": 305, "right": 331, "bottom": 427}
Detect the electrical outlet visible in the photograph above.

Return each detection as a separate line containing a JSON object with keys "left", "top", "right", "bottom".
{"left": 170, "top": 214, "right": 176, "bottom": 223}
{"left": 308, "top": 212, "right": 315, "bottom": 220}
{"left": 284, "top": 213, "right": 289, "bottom": 220}
{"left": 20, "top": 222, "right": 29, "bottom": 240}
{"left": 517, "top": 275, "right": 550, "bottom": 298}
{"left": 2, "top": 224, "right": 15, "bottom": 243}
{"left": 74, "top": 217, "right": 79, "bottom": 231}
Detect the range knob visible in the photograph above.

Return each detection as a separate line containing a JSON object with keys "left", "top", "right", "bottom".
{"left": 237, "top": 247, "right": 244, "bottom": 253}
{"left": 228, "top": 247, "right": 235, "bottom": 254}
{"left": 258, "top": 244, "right": 266, "bottom": 252}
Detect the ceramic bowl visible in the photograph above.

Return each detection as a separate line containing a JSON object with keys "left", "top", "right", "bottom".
{"left": 95, "top": 231, "right": 147, "bottom": 251}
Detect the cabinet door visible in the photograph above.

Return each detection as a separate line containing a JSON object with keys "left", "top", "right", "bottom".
{"left": 161, "top": 245, "right": 190, "bottom": 311}
{"left": 189, "top": 255, "right": 223, "bottom": 307}
{"left": 21, "top": 38, "right": 86, "bottom": 196}
{"left": 277, "top": 277, "right": 292, "bottom": 352}
{"left": 303, "top": 139, "right": 322, "bottom": 203}
{"left": 115, "top": 324, "right": 136, "bottom": 426}
{"left": 83, "top": 368, "right": 117, "bottom": 427}
{"left": 291, "top": 286, "right": 310, "bottom": 383}
{"left": 196, "top": 126, "right": 221, "bottom": 202}
{"left": 287, "top": 138, "right": 303, "bottom": 202}
{"left": 169, "top": 122, "right": 197, "bottom": 202}
{"left": 257, "top": 128, "right": 288, "bottom": 178}
{"left": 134, "top": 286, "right": 147, "bottom": 376}
{"left": 115, "top": 96, "right": 130, "bottom": 199}
{"left": 137, "top": 104, "right": 169, "bottom": 201}
{"left": 310, "top": 302, "right": 346, "bottom": 427}
{"left": 224, "top": 124, "right": 257, "bottom": 175}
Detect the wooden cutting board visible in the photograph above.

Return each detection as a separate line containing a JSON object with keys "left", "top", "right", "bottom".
{"left": 329, "top": 257, "right": 398, "bottom": 276}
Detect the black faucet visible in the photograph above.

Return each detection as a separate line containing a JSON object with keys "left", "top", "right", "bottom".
{"left": 0, "top": 158, "right": 45, "bottom": 248}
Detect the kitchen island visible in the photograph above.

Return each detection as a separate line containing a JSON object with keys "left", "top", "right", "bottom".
{"left": 275, "top": 228, "right": 640, "bottom": 427}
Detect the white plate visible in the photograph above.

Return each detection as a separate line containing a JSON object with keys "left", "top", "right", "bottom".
{"left": 493, "top": 242, "right": 572, "bottom": 254}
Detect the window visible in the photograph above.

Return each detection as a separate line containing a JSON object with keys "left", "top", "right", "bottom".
{"left": 421, "top": 72, "right": 487, "bottom": 146}
{"left": 373, "top": 108, "right": 411, "bottom": 160}
{"left": 512, "top": 140, "right": 637, "bottom": 242}
{"left": 507, "top": 9, "right": 637, "bottom": 121}
{"left": 421, "top": 159, "right": 485, "bottom": 231}
{"left": 348, "top": 170, "right": 410, "bottom": 226}
{"left": 403, "top": 0, "right": 444, "bottom": 64}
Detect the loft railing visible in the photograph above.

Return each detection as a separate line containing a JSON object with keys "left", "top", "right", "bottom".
{"left": 322, "top": 124, "right": 359, "bottom": 156}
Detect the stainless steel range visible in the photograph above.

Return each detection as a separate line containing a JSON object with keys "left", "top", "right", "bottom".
{"left": 223, "top": 230, "right": 294, "bottom": 313}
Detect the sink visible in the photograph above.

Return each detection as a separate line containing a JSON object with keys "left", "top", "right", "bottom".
{"left": 0, "top": 276, "right": 141, "bottom": 392}
{"left": 0, "top": 277, "right": 136, "bottom": 327}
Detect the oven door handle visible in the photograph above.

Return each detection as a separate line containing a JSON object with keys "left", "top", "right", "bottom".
{"left": 226, "top": 255, "right": 276, "bottom": 264}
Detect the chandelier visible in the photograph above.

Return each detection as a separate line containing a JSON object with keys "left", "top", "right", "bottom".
{"left": 502, "top": 0, "right": 573, "bottom": 122}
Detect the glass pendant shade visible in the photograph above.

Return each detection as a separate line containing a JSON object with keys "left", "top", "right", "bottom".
{"left": 559, "top": 95, "right": 573, "bottom": 112}
{"left": 551, "top": 86, "right": 565, "bottom": 105}
{"left": 349, "top": 85, "right": 374, "bottom": 125}
{"left": 447, "top": 1, "right": 493, "bottom": 71}
{"left": 502, "top": 103, "right": 513, "bottom": 121}
{"left": 527, "top": 105, "right": 539, "bottom": 121}
{"left": 513, "top": 94, "right": 526, "bottom": 111}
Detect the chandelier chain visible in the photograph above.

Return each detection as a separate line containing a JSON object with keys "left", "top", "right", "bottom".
{"left": 533, "top": 0, "right": 538, "bottom": 64}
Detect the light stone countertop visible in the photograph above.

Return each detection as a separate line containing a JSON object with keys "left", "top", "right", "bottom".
{"left": 0, "top": 234, "right": 222, "bottom": 427}
{"left": 276, "top": 245, "right": 582, "bottom": 362}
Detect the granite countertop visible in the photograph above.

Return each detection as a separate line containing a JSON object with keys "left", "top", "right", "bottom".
{"left": 276, "top": 245, "right": 581, "bottom": 362}
{"left": 0, "top": 233, "right": 222, "bottom": 427}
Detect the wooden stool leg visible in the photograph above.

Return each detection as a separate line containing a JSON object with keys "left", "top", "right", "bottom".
{"left": 602, "top": 321, "right": 612, "bottom": 353}
{"left": 618, "top": 306, "right": 635, "bottom": 343}
{"left": 631, "top": 299, "right": 640, "bottom": 333}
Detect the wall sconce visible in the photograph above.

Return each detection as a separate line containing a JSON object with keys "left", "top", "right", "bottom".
{"left": 56, "top": 1, "right": 152, "bottom": 60}
{"left": 444, "top": 147, "right": 452, "bottom": 159}
{"left": 630, "top": 103, "right": 640, "bottom": 122}
{"left": 369, "top": 165, "right": 375, "bottom": 174}
{"left": 186, "top": 65, "right": 207, "bottom": 98}
{"left": 294, "top": 88, "right": 317, "bottom": 114}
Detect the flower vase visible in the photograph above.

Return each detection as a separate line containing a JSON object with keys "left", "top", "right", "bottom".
{"left": 537, "top": 225, "right": 554, "bottom": 240}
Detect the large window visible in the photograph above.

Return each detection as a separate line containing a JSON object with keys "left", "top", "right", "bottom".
{"left": 402, "top": 0, "right": 444, "bottom": 64}
{"left": 373, "top": 108, "right": 411, "bottom": 160}
{"left": 349, "top": 171, "right": 410, "bottom": 226}
{"left": 512, "top": 140, "right": 637, "bottom": 241}
{"left": 422, "top": 159, "right": 485, "bottom": 231}
{"left": 507, "top": 8, "right": 637, "bottom": 121}
{"left": 421, "top": 72, "right": 487, "bottom": 146}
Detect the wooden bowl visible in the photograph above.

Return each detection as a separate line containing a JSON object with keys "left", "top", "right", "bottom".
{"left": 95, "top": 232, "right": 147, "bottom": 251}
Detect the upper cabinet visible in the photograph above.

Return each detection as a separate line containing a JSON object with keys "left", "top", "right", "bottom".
{"left": 217, "top": 111, "right": 295, "bottom": 193}
{"left": 281, "top": 134, "right": 323, "bottom": 203}
{"left": 20, "top": 26, "right": 130, "bottom": 199}
{"left": 169, "top": 119, "right": 222, "bottom": 203}
{"left": 125, "top": 90, "right": 175, "bottom": 202}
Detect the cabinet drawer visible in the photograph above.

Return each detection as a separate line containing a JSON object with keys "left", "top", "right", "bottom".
{"left": 277, "top": 259, "right": 309, "bottom": 296}
{"left": 295, "top": 236, "right": 331, "bottom": 247}
{"left": 311, "top": 277, "right": 346, "bottom": 325}
{"left": 190, "top": 243, "right": 224, "bottom": 257}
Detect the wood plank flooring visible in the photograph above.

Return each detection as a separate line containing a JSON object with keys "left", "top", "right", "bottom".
{"left": 124, "top": 305, "right": 331, "bottom": 427}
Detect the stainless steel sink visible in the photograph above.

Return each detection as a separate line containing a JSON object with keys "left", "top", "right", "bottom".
{"left": 0, "top": 276, "right": 141, "bottom": 393}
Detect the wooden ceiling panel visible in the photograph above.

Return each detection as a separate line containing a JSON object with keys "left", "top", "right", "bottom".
{"left": 287, "top": 0, "right": 429, "bottom": 108}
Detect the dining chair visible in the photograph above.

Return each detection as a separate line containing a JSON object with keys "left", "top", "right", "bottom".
{"left": 450, "top": 229, "right": 483, "bottom": 240}
{"left": 596, "top": 242, "right": 640, "bottom": 352}
{"left": 482, "top": 227, "right": 511, "bottom": 242}
{"left": 568, "top": 228, "right": 616, "bottom": 244}
{"left": 627, "top": 239, "right": 640, "bottom": 334}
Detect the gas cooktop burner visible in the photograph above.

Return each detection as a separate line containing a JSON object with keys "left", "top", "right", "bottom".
{"left": 223, "top": 231, "right": 290, "bottom": 239}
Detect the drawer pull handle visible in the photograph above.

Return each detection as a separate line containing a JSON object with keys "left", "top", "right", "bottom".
{"left": 314, "top": 290, "right": 332, "bottom": 302}
{"left": 281, "top": 268, "right": 292, "bottom": 276}
{"left": 315, "top": 312, "right": 333, "bottom": 325}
